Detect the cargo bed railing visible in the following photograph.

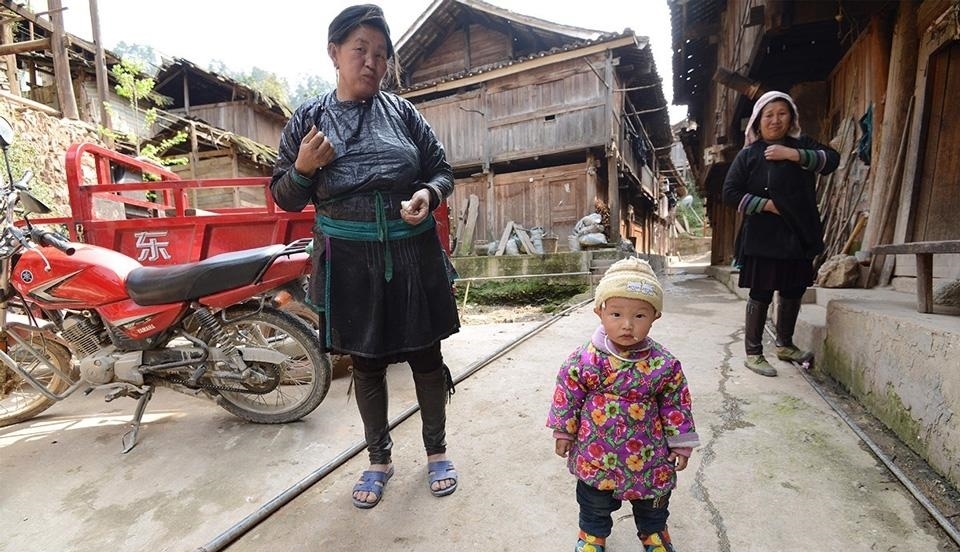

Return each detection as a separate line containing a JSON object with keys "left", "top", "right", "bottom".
{"left": 28, "top": 143, "right": 316, "bottom": 266}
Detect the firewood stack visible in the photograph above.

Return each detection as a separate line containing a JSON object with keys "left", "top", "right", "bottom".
{"left": 594, "top": 197, "right": 611, "bottom": 236}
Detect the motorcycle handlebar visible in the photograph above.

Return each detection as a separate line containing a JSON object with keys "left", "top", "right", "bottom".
{"left": 32, "top": 228, "right": 75, "bottom": 255}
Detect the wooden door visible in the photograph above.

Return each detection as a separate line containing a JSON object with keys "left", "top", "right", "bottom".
{"left": 547, "top": 171, "right": 584, "bottom": 247}
{"left": 913, "top": 41, "right": 960, "bottom": 243}
{"left": 909, "top": 40, "right": 960, "bottom": 281}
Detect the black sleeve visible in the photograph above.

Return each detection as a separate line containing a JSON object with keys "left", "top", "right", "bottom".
{"left": 397, "top": 96, "right": 454, "bottom": 211}
{"left": 722, "top": 147, "right": 754, "bottom": 208}
{"left": 269, "top": 99, "right": 322, "bottom": 213}
{"left": 796, "top": 135, "right": 841, "bottom": 175}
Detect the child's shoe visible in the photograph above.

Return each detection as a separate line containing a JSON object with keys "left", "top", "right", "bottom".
{"left": 576, "top": 530, "right": 606, "bottom": 552}
{"left": 640, "top": 528, "right": 675, "bottom": 552}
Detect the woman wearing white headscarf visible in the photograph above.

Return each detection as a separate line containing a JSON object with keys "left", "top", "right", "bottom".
{"left": 722, "top": 91, "right": 840, "bottom": 376}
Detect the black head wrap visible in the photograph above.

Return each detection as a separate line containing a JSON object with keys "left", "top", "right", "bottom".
{"left": 328, "top": 4, "right": 394, "bottom": 59}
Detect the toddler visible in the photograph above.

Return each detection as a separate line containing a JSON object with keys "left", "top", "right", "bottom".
{"left": 547, "top": 257, "right": 700, "bottom": 552}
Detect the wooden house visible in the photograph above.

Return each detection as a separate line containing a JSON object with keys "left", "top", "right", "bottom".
{"left": 0, "top": 0, "right": 120, "bottom": 123}
{"left": 0, "top": 1, "right": 285, "bottom": 183}
{"left": 151, "top": 58, "right": 291, "bottom": 180}
{"left": 670, "top": 0, "right": 959, "bottom": 289}
{"left": 152, "top": 59, "right": 290, "bottom": 152}
{"left": 392, "top": 0, "right": 680, "bottom": 255}
{"left": 670, "top": 0, "right": 960, "bottom": 492}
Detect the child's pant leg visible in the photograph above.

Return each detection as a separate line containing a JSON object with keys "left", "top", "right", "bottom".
{"left": 576, "top": 480, "right": 621, "bottom": 538}
{"left": 630, "top": 492, "right": 671, "bottom": 535}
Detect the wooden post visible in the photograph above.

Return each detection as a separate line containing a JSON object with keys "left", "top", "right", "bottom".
{"left": 513, "top": 225, "right": 537, "bottom": 254}
{"left": 454, "top": 194, "right": 479, "bottom": 257}
{"left": 1, "top": 21, "right": 21, "bottom": 96}
{"left": 916, "top": 253, "right": 933, "bottom": 313}
{"left": 189, "top": 121, "right": 199, "bottom": 178}
{"left": 89, "top": 0, "right": 111, "bottom": 132}
{"left": 862, "top": 1, "right": 917, "bottom": 284}
{"left": 48, "top": 0, "right": 79, "bottom": 119}
{"left": 485, "top": 170, "right": 495, "bottom": 240}
{"left": 870, "top": 97, "right": 913, "bottom": 287}
{"left": 606, "top": 154, "right": 620, "bottom": 244}
{"left": 585, "top": 151, "right": 598, "bottom": 203}
{"left": 604, "top": 51, "right": 621, "bottom": 245}
{"left": 182, "top": 70, "right": 191, "bottom": 114}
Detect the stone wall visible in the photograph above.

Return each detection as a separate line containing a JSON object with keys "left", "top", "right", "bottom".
{"left": 822, "top": 299, "right": 960, "bottom": 489}
{"left": 0, "top": 100, "right": 104, "bottom": 216}
{"left": 451, "top": 251, "right": 592, "bottom": 281}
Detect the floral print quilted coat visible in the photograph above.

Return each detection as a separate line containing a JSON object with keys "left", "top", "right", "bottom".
{"left": 547, "top": 326, "right": 699, "bottom": 500}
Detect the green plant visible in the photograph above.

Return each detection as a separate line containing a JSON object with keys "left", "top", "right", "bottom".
{"left": 455, "top": 280, "right": 587, "bottom": 312}
{"left": 677, "top": 190, "right": 707, "bottom": 236}
{"left": 100, "top": 59, "right": 188, "bottom": 168}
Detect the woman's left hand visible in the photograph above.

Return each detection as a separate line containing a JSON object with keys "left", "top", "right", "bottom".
{"left": 400, "top": 189, "right": 432, "bottom": 225}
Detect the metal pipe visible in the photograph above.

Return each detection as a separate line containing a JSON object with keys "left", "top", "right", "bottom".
{"left": 197, "top": 299, "right": 591, "bottom": 552}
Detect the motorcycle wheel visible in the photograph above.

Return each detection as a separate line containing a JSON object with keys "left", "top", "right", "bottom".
{"left": 208, "top": 306, "right": 331, "bottom": 424}
{"left": 0, "top": 339, "right": 74, "bottom": 427}
{"left": 278, "top": 299, "right": 352, "bottom": 379}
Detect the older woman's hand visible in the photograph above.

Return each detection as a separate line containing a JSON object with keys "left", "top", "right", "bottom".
{"left": 400, "top": 188, "right": 433, "bottom": 225}
{"left": 764, "top": 144, "right": 800, "bottom": 162}
{"left": 295, "top": 125, "right": 335, "bottom": 176}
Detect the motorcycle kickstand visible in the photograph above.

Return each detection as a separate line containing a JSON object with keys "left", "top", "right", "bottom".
{"left": 121, "top": 385, "right": 155, "bottom": 454}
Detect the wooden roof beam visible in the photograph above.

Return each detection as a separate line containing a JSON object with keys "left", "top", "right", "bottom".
{"left": 0, "top": 37, "right": 50, "bottom": 56}
{"left": 403, "top": 35, "right": 637, "bottom": 99}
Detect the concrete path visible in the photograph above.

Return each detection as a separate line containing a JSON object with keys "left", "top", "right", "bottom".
{"left": 0, "top": 272, "right": 955, "bottom": 552}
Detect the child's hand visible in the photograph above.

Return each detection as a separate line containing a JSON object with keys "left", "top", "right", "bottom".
{"left": 555, "top": 439, "right": 573, "bottom": 458}
{"left": 668, "top": 451, "right": 689, "bottom": 471}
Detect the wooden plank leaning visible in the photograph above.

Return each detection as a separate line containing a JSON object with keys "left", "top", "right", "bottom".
{"left": 513, "top": 225, "right": 538, "bottom": 254}
{"left": 495, "top": 221, "right": 514, "bottom": 256}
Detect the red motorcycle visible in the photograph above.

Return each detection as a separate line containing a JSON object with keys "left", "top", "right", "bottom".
{"left": 0, "top": 117, "right": 331, "bottom": 452}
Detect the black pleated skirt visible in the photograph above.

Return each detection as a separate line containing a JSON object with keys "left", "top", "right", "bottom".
{"left": 320, "top": 229, "right": 460, "bottom": 361}
{"left": 737, "top": 255, "right": 814, "bottom": 291}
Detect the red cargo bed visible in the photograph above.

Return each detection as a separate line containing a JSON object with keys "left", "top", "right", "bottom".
{"left": 32, "top": 143, "right": 450, "bottom": 264}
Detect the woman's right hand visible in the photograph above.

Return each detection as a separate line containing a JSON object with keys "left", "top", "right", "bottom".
{"left": 295, "top": 125, "right": 335, "bottom": 176}
{"left": 763, "top": 199, "right": 781, "bottom": 215}
{"left": 555, "top": 438, "right": 573, "bottom": 458}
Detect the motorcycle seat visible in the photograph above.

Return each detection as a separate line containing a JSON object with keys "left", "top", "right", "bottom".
{"left": 126, "top": 244, "right": 288, "bottom": 306}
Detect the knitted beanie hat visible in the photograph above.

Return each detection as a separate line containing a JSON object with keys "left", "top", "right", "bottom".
{"left": 594, "top": 257, "right": 663, "bottom": 314}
